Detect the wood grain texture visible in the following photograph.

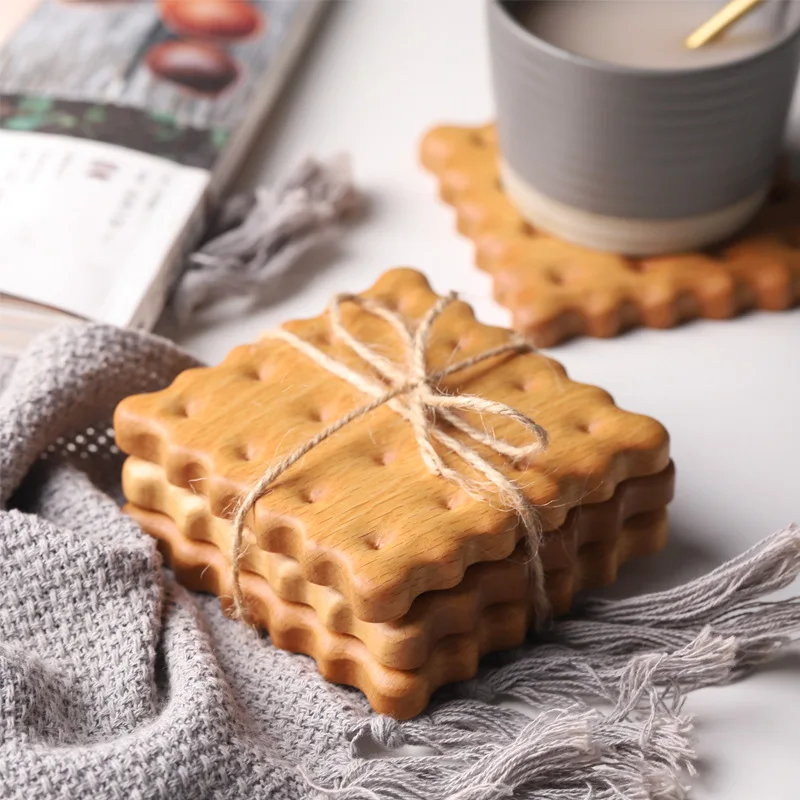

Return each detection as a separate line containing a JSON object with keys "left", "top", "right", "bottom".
{"left": 114, "top": 268, "right": 670, "bottom": 623}
{"left": 127, "top": 501, "right": 670, "bottom": 718}
{"left": 123, "top": 456, "right": 675, "bottom": 670}
{"left": 420, "top": 124, "right": 800, "bottom": 347}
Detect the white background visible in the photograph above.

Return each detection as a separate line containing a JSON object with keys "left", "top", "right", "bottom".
{"left": 171, "top": 2, "right": 800, "bottom": 797}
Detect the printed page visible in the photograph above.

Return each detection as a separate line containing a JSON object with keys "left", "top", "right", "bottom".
{"left": 0, "top": 131, "right": 207, "bottom": 325}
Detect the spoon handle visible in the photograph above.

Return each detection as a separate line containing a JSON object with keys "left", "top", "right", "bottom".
{"left": 685, "top": 0, "right": 765, "bottom": 49}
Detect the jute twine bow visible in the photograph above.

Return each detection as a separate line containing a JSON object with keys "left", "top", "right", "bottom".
{"left": 230, "top": 292, "right": 551, "bottom": 626}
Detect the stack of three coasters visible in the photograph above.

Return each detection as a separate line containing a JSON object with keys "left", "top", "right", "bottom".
{"left": 114, "top": 268, "right": 674, "bottom": 719}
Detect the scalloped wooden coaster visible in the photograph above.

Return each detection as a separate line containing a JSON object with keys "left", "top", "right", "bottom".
{"left": 115, "top": 268, "right": 670, "bottom": 625}
{"left": 126, "top": 494, "right": 670, "bottom": 719}
{"left": 421, "top": 124, "right": 800, "bottom": 347}
{"left": 123, "top": 457, "right": 674, "bottom": 671}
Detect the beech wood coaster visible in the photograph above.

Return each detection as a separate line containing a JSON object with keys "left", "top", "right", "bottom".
{"left": 125, "top": 485, "right": 671, "bottom": 719}
{"left": 123, "top": 458, "right": 674, "bottom": 671}
{"left": 115, "top": 267, "right": 675, "bottom": 718}
{"left": 115, "top": 268, "right": 671, "bottom": 625}
{"left": 421, "top": 124, "right": 800, "bottom": 347}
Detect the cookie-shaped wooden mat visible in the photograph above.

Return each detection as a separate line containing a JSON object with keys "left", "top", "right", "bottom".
{"left": 127, "top": 499, "right": 670, "bottom": 718}
{"left": 421, "top": 124, "right": 800, "bottom": 347}
{"left": 123, "top": 457, "right": 674, "bottom": 670}
{"left": 115, "top": 269, "right": 669, "bottom": 624}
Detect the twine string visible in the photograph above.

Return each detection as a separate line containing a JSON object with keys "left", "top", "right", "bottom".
{"left": 230, "top": 292, "right": 551, "bottom": 625}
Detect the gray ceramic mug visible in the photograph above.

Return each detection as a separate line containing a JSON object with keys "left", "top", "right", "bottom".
{"left": 487, "top": 0, "right": 800, "bottom": 254}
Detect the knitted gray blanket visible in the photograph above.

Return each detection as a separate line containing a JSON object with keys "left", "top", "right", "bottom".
{"left": 1, "top": 323, "right": 799, "bottom": 800}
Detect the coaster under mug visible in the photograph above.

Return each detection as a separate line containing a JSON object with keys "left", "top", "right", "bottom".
{"left": 421, "top": 123, "right": 800, "bottom": 347}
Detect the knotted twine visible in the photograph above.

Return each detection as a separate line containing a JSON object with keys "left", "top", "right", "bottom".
{"left": 230, "top": 291, "right": 551, "bottom": 624}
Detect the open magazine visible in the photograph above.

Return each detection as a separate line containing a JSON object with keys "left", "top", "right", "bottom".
{"left": 0, "top": 0, "right": 326, "bottom": 359}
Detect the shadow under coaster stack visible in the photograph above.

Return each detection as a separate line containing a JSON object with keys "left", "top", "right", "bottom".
{"left": 114, "top": 268, "right": 674, "bottom": 718}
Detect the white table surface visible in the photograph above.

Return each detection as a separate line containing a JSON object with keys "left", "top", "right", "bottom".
{"left": 170, "top": 2, "right": 800, "bottom": 797}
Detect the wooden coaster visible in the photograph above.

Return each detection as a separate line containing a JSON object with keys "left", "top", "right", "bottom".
{"left": 115, "top": 268, "right": 670, "bottom": 624}
{"left": 123, "top": 456, "right": 674, "bottom": 670}
{"left": 127, "top": 499, "right": 670, "bottom": 718}
{"left": 421, "top": 124, "right": 800, "bottom": 347}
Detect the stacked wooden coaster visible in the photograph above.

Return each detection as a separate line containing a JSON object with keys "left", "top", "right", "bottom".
{"left": 115, "top": 268, "right": 674, "bottom": 718}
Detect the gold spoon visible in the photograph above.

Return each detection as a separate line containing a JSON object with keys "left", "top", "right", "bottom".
{"left": 686, "top": 0, "right": 765, "bottom": 49}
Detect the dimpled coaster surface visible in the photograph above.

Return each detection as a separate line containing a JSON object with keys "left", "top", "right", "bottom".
{"left": 115, "top": 268, "right": 670, "bottom": 624}
{"left": 123, "top": 456, "right": 674, "bottom": 670}
{"left": 127, "top": 499, "right": 670, "bottom": 718}
{"left": 421, "top": 124, "right": 800, "bottom": 347}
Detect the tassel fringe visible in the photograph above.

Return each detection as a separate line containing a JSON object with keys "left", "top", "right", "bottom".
{"left": 310, "top": 525, "right": 800, "bottom": 799}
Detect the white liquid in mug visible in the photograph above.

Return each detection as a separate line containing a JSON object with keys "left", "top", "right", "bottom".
{"left": 516, "top": 0, "right": 791, "bottom": 70}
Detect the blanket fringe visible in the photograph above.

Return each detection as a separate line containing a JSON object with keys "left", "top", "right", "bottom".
{"left": 171, "top": 154, "right": 360, "bottom": 324}
{"left": 312, "top": 525, "right": 800, "bottom": 799}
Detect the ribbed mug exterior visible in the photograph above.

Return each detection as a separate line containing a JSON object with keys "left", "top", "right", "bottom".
{"left": 488, "top": 0, "right": 800, "bottom": 253}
